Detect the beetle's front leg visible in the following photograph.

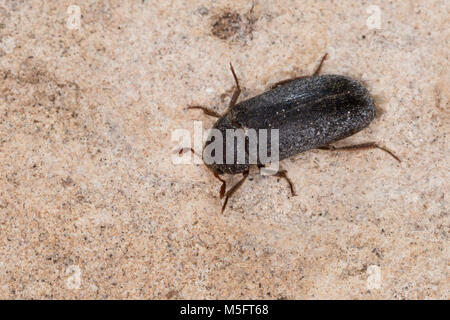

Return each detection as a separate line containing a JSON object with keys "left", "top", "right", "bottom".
{"left": 187, "top": 63, "right": 242, "bottom": 118}
{"left": 223, "top": 63, "right": 246, "bottom": 129}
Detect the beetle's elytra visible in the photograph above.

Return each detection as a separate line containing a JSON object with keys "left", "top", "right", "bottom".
{"left": 184, "top": 54, "right": 400, "bottom": 213}
{"left": 208, "top": 74, "right": 376, "bottom": 175}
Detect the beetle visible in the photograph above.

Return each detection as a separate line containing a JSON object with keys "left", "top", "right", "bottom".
{"left": 183, "top": 54, "right": 400, "bottom": 213}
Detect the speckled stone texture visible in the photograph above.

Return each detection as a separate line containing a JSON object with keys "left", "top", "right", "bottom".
{"left": 0, "top": 1, "right": 448, "bottom": 299}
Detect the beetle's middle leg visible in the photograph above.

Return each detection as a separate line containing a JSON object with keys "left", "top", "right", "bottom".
{"left": 225, "top": 62, "right": 245, "bottom": 128}
{"left": 312, "top": 53, "right": 328, "bottom": 76}
{"left": 318, "top": 142, "right": 401, "bottom": 162}
{"left": 228, "top": 62, "right": 241, "bottom": 109}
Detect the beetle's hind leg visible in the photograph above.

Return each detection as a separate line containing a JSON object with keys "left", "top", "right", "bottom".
{"left": 318, "top": 142, "right": 401, "bottom": 162}
{"left": 258, "top": 165, "right": 297, "bottom": 197}
{"left": 221, "top": 170, "right": 249, "bottom": 213}
{"left": 274, "top": 170, "right": 297, "bottom": 196}
{"left": 270, "top": 53, "right": 328, "bottom": 89}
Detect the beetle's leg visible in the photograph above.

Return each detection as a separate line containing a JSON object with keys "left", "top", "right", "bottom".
{"left": 221, "top": 170, "right": 249, "bottom": 213}
{"left": 228, "top": 62, "right": 241, "bottom": 108}
{"left": 187, "top": 106, "right": 221, "bottom": 118}
{"left": 274, "top": 169, "right": 297, "bottom": 196}
{"left": 188, "top": 63, "right": 241, "bottom": 118}
{"left": 270, "top": 76, "right": 309, "bottom": 89}
{"left": 270, "top": 53, "right": 328, "bottom": 89}
{"left": 318, "top": 142, "right": 401, "bottom": 163}
{"left": 214, "top": 172, "right": 227, "bottom": 199}
{"left": 225, "top": 63, "right": 244, "bottom": 128}
{"left": 312, "top": 53, "right": 328, "bottom": 76}
{"left": 258, "top": 165, "right": 297, "bottom": 197}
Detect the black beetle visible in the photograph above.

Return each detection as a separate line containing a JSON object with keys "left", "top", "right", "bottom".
{"left": 183, "top": 54, "right": 400, "bottom": 213}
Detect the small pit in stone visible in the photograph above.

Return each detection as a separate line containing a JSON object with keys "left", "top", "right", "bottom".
{"left": 211, "top": 8, "right": 257, "bottom": 42}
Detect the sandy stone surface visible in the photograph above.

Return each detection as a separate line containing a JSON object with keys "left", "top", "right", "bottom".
{"left": 0, "top": 1, "right": 448, "bottom": 299}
